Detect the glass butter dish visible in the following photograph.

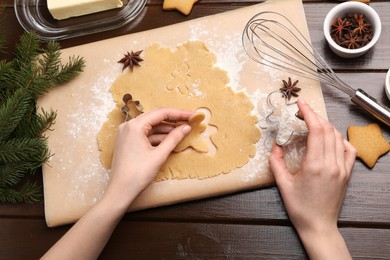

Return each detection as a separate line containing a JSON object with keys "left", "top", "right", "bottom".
{"left": 14, "top": 0, "right": 147, "bottom": 41}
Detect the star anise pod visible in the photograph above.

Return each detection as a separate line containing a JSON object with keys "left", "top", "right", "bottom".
{"left": 331, "top": 17, "right": 351, "bottom": 39}
{"left": 118, "top": 50, "right": 143, "bottom": 71}
{"left": 351, "top": 14, "right": 372, "bottom": 37}
{"left": 341, "top": 32, "right": 364, "bottom": 49}
{"left": 280, "top": 77, "right": 301, "bottom": 100}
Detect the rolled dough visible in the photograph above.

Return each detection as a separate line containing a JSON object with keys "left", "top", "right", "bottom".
{"left": 97, "top": 41, "right": 261, "bottom": 180}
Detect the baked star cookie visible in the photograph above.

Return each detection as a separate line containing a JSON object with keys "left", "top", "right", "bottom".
{"left": 347, "top": 123, "right": 390, "bottom": 168}
{"left": 163, "top": 0, "right": 198, "bottom": 15}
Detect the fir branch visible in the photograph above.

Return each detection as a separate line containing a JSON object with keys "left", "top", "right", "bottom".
{"left": 0, "top": 88, "right": 31, "bottom": 142}
{"left": 29, "top": 41, "right": 62, "bottom": 96}
{"left": 0, "top": 186, "right": 22, "bottom": 203}
{"left": 0, "top": 60, "right": 14, "bottom": 93}
{"left": 36, "top": 108, "right": 57, "bottom": 137}
{"left": 13, "top": 39, "right": 85, "bottom": 97}
{"left": 13, "top": 32, "right": 43, "bottom": 95}
{"left": 15, "top": 32, "right": 41, "bottom": 69}
{"left": 19, "top": 181, "right": 41, "bottom": 203}
{"left": 53, "top": 55, "right": 86, "bottom": 85}
{"left": 13, "top": 108, "right": 56, "bottom": 139}
{"left": 39, "top": 41, "right": 62, "bottom": 78}
{"left": 0, "top": 181, "right": 41, "bottom": 203}
{"left": 0, "top": 137, "right": 49, "bottom": 164}
{"left": 17, "top": 60, "right": 41, "bottom": 94}
{"left": 0, "top": 161, "right": 42, "bottom": 187}
{"left": 0, "top": 27, "right": 85, "bottom": 203}
{"left": 0, "top": 163, "right": 26, "bottom": 186}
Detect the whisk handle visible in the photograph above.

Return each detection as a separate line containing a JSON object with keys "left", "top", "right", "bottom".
{"left": 351, "top": 89, "right": 390, "bottom": 127}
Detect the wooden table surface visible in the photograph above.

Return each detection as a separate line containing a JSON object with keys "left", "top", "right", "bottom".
{"left": 2, "top": 0, "right": 390, "bottom": 258}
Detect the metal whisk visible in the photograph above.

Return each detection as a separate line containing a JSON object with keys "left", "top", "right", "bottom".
{"left": 242, "top": 11, "right": 390, "bottom": 126}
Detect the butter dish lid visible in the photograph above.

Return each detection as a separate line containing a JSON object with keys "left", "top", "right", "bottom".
{"left": 14, "top": 0, "right": 147, "bottom": 41}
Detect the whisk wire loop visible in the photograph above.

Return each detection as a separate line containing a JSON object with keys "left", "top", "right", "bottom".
{"left": 243, "top": 11, "right": 356, "bottom": 97}
{"left": 251, "top": 19, "right": 318, "bottom": 77}
{"left": 243, "top": 11, "right": 390, "bottom": 126}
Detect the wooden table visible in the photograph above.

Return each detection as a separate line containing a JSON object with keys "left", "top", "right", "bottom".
{"left": 2, "top": 0, "right": 390, "bottom": 258}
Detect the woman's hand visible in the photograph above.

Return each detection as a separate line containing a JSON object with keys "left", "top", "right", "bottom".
{"left": 43, "top": 108, "right": 192, "bottom": 260}
{"left": 106, "top": 108, "right": 193, "bottom": 210}
{"left": 269, "top": 99, "right": 356, "bottom": 260}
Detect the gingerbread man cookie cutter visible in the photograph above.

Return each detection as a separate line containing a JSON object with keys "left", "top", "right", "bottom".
{"left": 121, "top": 93, "right": 144, "bottom": 122}
{"left": 260, "top": 90, "right": 307, "bottom": 146}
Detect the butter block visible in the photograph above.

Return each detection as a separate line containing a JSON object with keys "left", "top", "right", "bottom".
{"left": 47, "top": 0, "right": 124, "bottom": 20}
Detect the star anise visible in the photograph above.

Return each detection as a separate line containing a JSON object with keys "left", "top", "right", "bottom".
{"left": 118, "top": 50, "right": 143, "bottom": 71}
{"left": 280, "top": 77, "right": 301, "bottom": 100}
{"left": 331, "top": 17, "right": 351, "bottom": 39}
{"left": 351, "top": 14, "right": 372, "bottom": 37}
{"left": 341, "top": 32, "right": 365, "bottom": 49}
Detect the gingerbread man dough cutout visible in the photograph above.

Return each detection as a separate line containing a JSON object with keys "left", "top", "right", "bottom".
{"left": 174, "top": 111, "right": 209, "bottom": 153}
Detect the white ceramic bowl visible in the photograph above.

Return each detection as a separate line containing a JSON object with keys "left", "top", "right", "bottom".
{"left": 323, "top": 2, "right": 381, "bottom": 58}
{"left": 385, "top": 69, "right": 390, "bottom": 101}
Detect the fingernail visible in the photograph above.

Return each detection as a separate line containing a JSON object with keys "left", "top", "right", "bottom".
{"left": 182, "top": 125, "right": 191, "bottom": 134}
{"left": 295, "top": 110, "right": 304, "bottom": 120}
{"left": 297, "top": 98, "right": 305, "bottom": 105}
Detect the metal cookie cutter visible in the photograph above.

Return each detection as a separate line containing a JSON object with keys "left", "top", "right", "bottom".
{"left": 260, "top": 90, "right": 307, "bottom": 146}
{"left": 121, "top": 93, "right": 144, "bottom": 122}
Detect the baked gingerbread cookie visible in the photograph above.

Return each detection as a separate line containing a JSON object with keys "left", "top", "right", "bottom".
{"left": 163, "top": 0, "right": 198, "bottom": 15}
{"left": 347, "top": 123, "right": 390, "bottom": 168}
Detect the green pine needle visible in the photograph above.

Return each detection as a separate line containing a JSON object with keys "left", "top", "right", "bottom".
{"left": 12, "top": 35, "right": 85, "bottom": 97}
{"left": 39, "top": 41, "right": 62, "bottom": 77}
{"left": 54, "top": 55, "right": 86, "bottom": 85}
{"left": 0, "top": 88, "right": 31, "bottom": 142}
{"left": 0, "top": 137, "right": 49, "bottom": 164}
{"left": 15, "top": 32, "right": 41, "bottom": 68}
{"left": 0, "top": 60, "right": 15, "bottom": 93}
{"left": 0, "top": 163, "right": 27, "bottom": 186}
{"left": 0, "top": 181, "right": 41, "bottom": 203}
{"left": 14, "top": 108, "right": 57, "bottom": 139}
{"left": 0, "top": 29, "right": 85, "bottom": 203}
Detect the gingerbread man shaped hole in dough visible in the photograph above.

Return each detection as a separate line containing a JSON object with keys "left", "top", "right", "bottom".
{"left": 174, "top": 108, "right": 217, "bottom": 155}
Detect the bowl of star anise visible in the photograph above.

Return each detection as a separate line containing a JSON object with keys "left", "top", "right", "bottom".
{"left": 323, "top": 1, "right": 381, "bottom": 58}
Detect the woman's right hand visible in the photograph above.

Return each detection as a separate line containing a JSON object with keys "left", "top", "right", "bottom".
{"left": 269, "top": 99, "right": 356, "bottom": 260}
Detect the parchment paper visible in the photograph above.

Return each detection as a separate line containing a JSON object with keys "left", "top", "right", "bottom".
{"left": 38, "top": 0, "right": 327, "bottom": 227}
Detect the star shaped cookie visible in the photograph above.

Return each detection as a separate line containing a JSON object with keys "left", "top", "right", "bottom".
{"left": 174, "top": 112, "right": 208, "bottom": 153}
{"left": 163, "top": 0, "right": 198, "bottom": 15}
{"left": 347, "top": 123, "right": 390, "bottom": 168}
